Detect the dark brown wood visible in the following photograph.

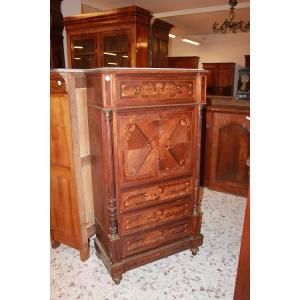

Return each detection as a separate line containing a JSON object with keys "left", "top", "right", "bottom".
{"left": 168, "top": 56, "right": 200, "bottom": 69}
{"left": 150, "top": 19, "right": 173, "bottom": 67}
{"left": 244, "top": 55, "right": 250, "bottom": 68}
{"left": 64, "top": 6, "right": 152, "bottom": 68}
{"left": 202, "top": 96, "right": 250, "bottom": 196}
{"left": 202, "top": 63, "right": 235, "bottom": 96}
{"left": 234, "top": 187, "right": 250, "bottom": 300}
{"left": 83, "top": 68, "right": 207, "bottom": 283}
{"left": 50, "top": 0, "right": 65, "bottom": 68}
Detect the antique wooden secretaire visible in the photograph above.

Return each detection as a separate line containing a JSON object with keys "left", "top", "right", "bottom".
{"left": 50, "top": 68, "right": 207, "bottom": 283}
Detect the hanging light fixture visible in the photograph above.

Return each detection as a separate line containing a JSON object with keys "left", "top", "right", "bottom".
{"left": 212, "top": 0, "right": 250, "bottom": 33}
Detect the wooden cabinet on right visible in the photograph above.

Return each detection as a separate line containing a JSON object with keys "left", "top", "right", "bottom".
{"left": 234, "top": 182, "right": 250, "bottom": 299}
{"left": 202, "top": 63, "right": 235, "bottom": 96}
{"left": 202, "top": 98, "right": 250, "bottom": 196}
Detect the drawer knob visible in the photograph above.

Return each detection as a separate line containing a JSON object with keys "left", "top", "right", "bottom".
{"left": 105, "top": 75, "right": 111, "bottom": 82}
{"left": 57, "top": 80, "right": 62, "bottom": 86}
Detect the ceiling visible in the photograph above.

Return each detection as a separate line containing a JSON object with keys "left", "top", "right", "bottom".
{"left": 82, "top": 0, "right": 250, "bottom": 38}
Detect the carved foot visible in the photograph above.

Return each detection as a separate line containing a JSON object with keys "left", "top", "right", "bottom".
{"left": 112, "top": 275, "right": 122, "bottom": 285}
{"left": 191, "top": 247, "right": 199, "bottom": 256}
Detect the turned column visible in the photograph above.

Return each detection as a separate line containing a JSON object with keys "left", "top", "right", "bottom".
{"left": 103, "top": 109, "right": 118, "bottom": 241}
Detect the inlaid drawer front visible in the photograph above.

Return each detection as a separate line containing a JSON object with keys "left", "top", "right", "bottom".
{"left": 120, "top": 80, "right": 193, "bottom": 99}
{"left": 115, "top": 74, "right": 196, "bottom": 106}
{"left": 121, "top": 220, "right": 190, "bottom": 257}
{"left": 121, "top": 179, "right": 192, "bottom": 211}
{"left": 119, "top": 198, "right": 192, "bottom": 236}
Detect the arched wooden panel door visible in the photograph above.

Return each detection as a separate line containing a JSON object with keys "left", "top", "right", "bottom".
{"left": 210, "top": 112, "right": 249, "bottom": 196}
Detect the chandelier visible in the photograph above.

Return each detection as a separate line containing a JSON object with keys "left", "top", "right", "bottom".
{"left": 212, "top": 0, "right": 250, "bottom": 33}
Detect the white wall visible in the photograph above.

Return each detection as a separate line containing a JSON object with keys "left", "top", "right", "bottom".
{"left": 169, "top": 32, "right": 249, "bottom": 66}
{"left": 169, "top": 32, "right": 250, "bottom": 94}
{"left": 61, "top": 0, "right": 82, "bottom": 67}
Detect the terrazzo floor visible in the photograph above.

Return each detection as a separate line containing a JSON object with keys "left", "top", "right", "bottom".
{"left": 51, "top": 188, "right": 246, "bottom": 300}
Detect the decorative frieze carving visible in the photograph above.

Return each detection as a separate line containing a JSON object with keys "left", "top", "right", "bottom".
{"left": 120, "top": 81, "right": 193, "bottom": 99}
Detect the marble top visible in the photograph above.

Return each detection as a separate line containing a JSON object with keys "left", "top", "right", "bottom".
{"left": 51, "top": 67, "right": 206, "bottom": 73}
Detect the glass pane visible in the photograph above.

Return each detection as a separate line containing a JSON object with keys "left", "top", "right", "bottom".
{"left": 73, "top": 38, "right": 95, "bottom": 55}
{"left": 73, "top": 55, "right": 96, "bottom": 69}
{"left": 72, "top": 38, "right": 96, "bottom": 69}
{"left": 103, "top": 35, "right": 129, "bottom": 67}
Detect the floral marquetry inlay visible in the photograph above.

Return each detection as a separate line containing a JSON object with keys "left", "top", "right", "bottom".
{"left": 123, "top": 202, "right": 191, "bottom": 234}
{"left": 120, "top": 81, "right": 193, "bottom": 99}
{"left": 124, "top": 223, "right": 189, "bottom": 255}
{"left": 122, "top": 180, "right": 191, "bottom": 210}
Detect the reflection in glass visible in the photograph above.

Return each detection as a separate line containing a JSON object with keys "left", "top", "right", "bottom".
{"left": 103, "top": 35, "right": 129, "bottom": 67}
{"left": 72, "top": 38, "right": 96, "bottom": 69}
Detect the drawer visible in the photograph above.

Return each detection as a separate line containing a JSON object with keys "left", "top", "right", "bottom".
{"left": 121, "top": 219, "right": 191, "bottom": 258}
{"left": 119, "top": 178, "right": 192, "bottom": 212}
{"left": 115, "top": 73, "right": 197, "bottom": 107}
{"left": 118, "top": 198, "right": 192, "bottom": 236}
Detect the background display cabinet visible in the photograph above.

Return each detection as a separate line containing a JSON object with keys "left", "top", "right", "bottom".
{"left": 64, "top": 6, "right": 152, "bottom": 68}
{"left": 202, "top": 63, "right": 235, "bottom": 96}
{"left": 168, "top": 56, "right": 200, "bottom": 69}
{"left": 150, "top": 19, "right": 173, "bottom": 67}
{"left": 201, "top": 96, "right": 250, "bottom": 196}
{"left": 64, "top": 6, "right": 174, "bottom": 69}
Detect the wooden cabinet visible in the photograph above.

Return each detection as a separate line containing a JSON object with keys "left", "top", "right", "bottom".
{"left": 245, "top": 55, "right": 250, "bottom": 68}
{"left": 168, "top": 56, "right": 200, "bottom": 69}
{"left": 50, "top": 0, "right": 65, "bottom": 68}
{"left": 202, "top": 98, "right": 250, "bottom": 196}
{"left": 150, "top": 19, "right": 173, "bottom": 67}
{"left": 83, "top": 68, "right": 207, "bottom": 283}
{"left": 50, "top": 72, "right": 95, "bottom": 261}
{"left": 64, "top": 6, "right": 152, "bottom": 68}
{"left": 234, "top": 183, "right": 250, "bottom": 300}
{"left": 202, "top": 63, "right": 235, "bottom": 96}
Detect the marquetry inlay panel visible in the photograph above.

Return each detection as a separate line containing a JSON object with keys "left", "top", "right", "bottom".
{"left": 121, "top": 221, "right": 190, "bottom": 257}
{"left": 118, "top": 109, "right": 194, "bottom": 184}
{"left": 121, "top": 179, "right": 192, "bottom": 211}
{"left": 119, "top": 80, "right": 193, "bottom": 99}
{"left": 119, "top": 199, "right": 192, "bottom": 235}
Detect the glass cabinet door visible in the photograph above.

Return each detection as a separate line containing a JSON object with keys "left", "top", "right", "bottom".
{"left": 102, "top": 34, "right": 130, "bottom": 67}
{"left": 71, "top": 36, "right": 97, "bottom": 69}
